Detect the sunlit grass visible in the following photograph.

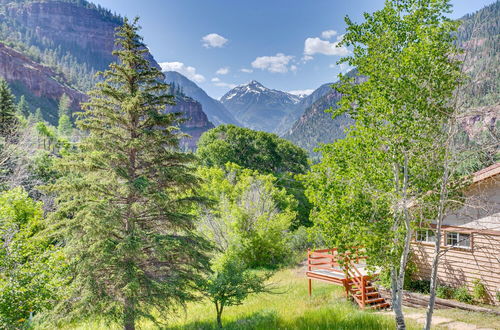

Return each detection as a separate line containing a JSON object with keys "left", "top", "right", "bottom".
{"left": 66, "top": 267, "right": 421, "bottom": 329}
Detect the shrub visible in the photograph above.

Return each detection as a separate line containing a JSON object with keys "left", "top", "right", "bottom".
{"left": 197, "top": 164, "right": 298, "bottom": 269}
{"left": 454, "top": 286, "right": 473, "bottom": 304}
{"left": 472, "top": 279, "right": 488, "bottom": 303}
{"left": 496, "top": 290, "right": 500, "bottom": 303}
{"left": 436, "top": 285, "right": 454, "bottom": 299}
{"left": 406, "top": 279, "right": 431, "bottom": 294}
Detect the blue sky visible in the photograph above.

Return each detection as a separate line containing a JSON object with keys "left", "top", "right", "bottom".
{"left": 92, "top": 0, "right": 495, "bottom": 99}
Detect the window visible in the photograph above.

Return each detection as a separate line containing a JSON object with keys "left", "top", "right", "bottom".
{"left": 446, "top": 232, "right": 471, "bottom": 248}
{"left": 416, "top": 229, "right": 436, "bottom": 243}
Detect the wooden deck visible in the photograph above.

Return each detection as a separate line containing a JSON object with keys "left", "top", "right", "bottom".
{"left": 306, "top": 248, "right": 390, "bottom": 309}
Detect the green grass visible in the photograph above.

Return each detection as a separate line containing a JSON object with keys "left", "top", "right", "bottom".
{"left": 65, "top": 268, "right": 420, "bottom": 330}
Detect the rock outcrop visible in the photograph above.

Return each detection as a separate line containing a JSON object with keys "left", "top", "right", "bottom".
{"left": 166, "top": 95, "right": 214, "bottom": 149}
{"left": 0, "top": 42, "right": 87, "bottom": 123}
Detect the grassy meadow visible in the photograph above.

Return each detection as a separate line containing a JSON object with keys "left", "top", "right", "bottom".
{"left": 67, "top": 267, "right": 421, "bottom": 330}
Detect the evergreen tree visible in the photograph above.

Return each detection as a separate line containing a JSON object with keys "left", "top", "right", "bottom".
{"left": 0, "top": 78, "right": 17, "bottom": 137}
{"left": 58, "top": 93, "right": 71, "bottom": 118}
{"left": 33, "top": 108, "right": 44, "bottom": 122}
{"left": 57, "top": 114, "right": 73, "bottom": 136}
{"left": 46, "top": 18, "right": 209, "bottom": 330}
{"left": 17, "top": 95, "right": 30, "bottom": 118}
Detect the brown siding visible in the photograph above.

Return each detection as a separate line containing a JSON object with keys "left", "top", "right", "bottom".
{"left": 411, "top": 232, "right": 500, "bottom": 305}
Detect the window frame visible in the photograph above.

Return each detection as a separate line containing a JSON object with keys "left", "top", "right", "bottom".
{"left": 445, "top": 231, "right": 472, "bottom": 249}
{"left": 415, "top": 229, "right": 436, "bottom": 244}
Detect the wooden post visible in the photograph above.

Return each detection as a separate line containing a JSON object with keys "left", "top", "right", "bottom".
{"left": 361, "top": 277, "right": 366, "bottom": 308}
{"left": 307, "top": 249, "right": 312, "bottom": 297}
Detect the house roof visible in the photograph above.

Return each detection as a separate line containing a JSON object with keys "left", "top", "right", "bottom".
{"left": 472, "top": 162, "right": 500, "bottom": 184}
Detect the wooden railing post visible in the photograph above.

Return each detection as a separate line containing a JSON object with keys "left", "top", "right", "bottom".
{"left": 361, "top": 277, "right": 366, "bottom": 308}
{"left": 307, "top": 249, "right": 312, "bottom": 297}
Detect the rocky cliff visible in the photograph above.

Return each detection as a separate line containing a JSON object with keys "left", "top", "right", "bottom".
{"left": 0, "top": 42, "right": 87, "bottom": 123}
{"left": 166, "top": 95, "right": 214, "bottom": 149}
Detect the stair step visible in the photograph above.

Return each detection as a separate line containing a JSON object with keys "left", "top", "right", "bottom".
{"left": 353, "top": 286, "right": 377, "bottom": 292}
{"left": 354, "top": 291, "right": 380, "bottom": 297}
{"left": 365, "top": 297, "right": 386, "bottom": 304}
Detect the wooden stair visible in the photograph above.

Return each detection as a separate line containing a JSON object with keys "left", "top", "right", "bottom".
{"left": 306, "top": 249, "right": 390, "bottom": 310}
{"left": 348, "top": 279, "right": 390, "bottom": 310}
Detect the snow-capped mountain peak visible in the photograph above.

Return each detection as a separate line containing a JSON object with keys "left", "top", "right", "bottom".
{"left": 219, "top": 80, "right": 302, "bottom": 132}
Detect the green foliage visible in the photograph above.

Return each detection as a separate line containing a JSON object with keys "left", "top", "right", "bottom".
{"left": 471, "top": 279, "right": 488, "bottom": 303}
{"left": 436, "top": 285, "right": 455, "bottom": 299}
{"left": 44, "top": 18, "right": 210, "bottom": 329}
{"left": 16, "top": 95, "right": 30, "bottom": 118}
{"left": 197, "top": 124, "right": 308, "bottom": 175}
{"left": 454, "top": 286, "right": 473, "bottom": 304}
{"left": 198, "top": 256, "right": 273, "bottom": 328}
{"left": 283, "top": 89, "right": 353, "bottom": 157}
{"left": 197, "top": 163, "right": 297, "bottom": 269}
{"left": 30, "top": 150, "right": 60, "bottom": 185}
{"left": 496, "top": 290, "right": 500, "bottom": 303}
{"left": 304, "top": 0, "right": 462, "bottom": 270}
{"left": 57, "top": 114, "right": 73, "bottom": 136}
{"left": 58, "top": 93, "right": 71, "bottom": 118}
{"left": 33, "top": 108, "right": 43, "bottom": 122}
{"left": 0, "top": 78, "right": 17, "bottom": 137}
{"left": 406, "top": 279, "right": 431, "bottom": 295}
{"left": 197, "top": 125, "right": 312, "bottom": 227}
{"left": 0, "top": 187, "right": 66, "bottom": 329}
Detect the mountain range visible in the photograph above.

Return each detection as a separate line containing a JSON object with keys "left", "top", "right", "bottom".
{"left": 220, "top": 80, "right": 302, "bottom": 132}
{"left": 0, "top": 0, "right": 497, "bottom": 156}
{"left": 163, "top": 71, "right": 240, "bottom": 126}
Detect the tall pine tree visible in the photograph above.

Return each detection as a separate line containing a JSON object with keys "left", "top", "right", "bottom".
{"left": 0, "top": 78, "right": 17, "bottom": 137}
{"left": 17, "top": 95, "right": 30, "bottom": 118}
{"left": 58, "top": 93, "right": 71, "bottom": 118}
{"left": 46, "top": 18, "right": 209, "bottom": 329}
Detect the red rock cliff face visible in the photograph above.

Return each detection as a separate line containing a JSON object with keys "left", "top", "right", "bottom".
{"left": 4, "top": 1, "right": 159, "bottom": 69}
{"left": 166, "top": 96, "right": 214, "bottom": 149}
{"left": 0, "top": 42, "right": 87, "bottom": 119}
{"left": 6, "top": 1, "right": 117, "bottom": 67}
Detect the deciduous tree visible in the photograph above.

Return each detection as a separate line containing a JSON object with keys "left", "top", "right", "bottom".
{"left": 304, "top": 0, "right": 461, "bottom": 328}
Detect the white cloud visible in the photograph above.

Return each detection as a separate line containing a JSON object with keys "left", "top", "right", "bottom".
{"left": 240, "top": 68, "right": 253, "bottom": 73}
{"left": 159, "top": 61, "right": 205, "bottom": 83}
{"left": 251, "top": 53, "right": 294, "bottom": 73}
{"left": 214, "top": 81, "right": 236, "bottom": 89}
{"left": 288, "top": 89, "right": 314, "bottom": 96}
{"left": 301, "top": 55, "right": 314, "bottom": 63}
{"left": 321, "top": 29, "right": 338, "bottom": 39}
{"left": 336, "top": 33, "right": 345, "bottom": 41}
{"left": 211, "top": 76, "right": 235, "bottom": 88}
{"left": 290, "top": 65, "right": 298, "bottom": 72}
{"left": 215, "top": 67, "right": 229, "bottom": 75}
{"left": 201, "top": 33, "right": 228, "bottom": 48}
{"left": 304, "top": 37, "right": 349, "bottom": 56}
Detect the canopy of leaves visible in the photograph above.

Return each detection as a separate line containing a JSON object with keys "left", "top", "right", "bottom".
{"left": 197, "top": 124, "right": 309, "bottom": 175}
{"left": 0, "top": 187, "right": 66, "bottom": 329}
{"left": 304, "top": 0, "right": 462, "bottom": 265}
{"left": 197, "top": 163, "right": 297, "bottom": 269}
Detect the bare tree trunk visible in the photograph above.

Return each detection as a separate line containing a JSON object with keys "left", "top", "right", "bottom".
{"left": 123, "top": 296, "right": 135, "bottom": 330}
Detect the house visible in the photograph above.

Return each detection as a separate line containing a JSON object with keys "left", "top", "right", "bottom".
{"left": 412, "top": 163, "right": 500, "bottom": 304}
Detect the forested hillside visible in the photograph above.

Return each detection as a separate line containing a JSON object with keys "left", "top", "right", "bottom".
{"left": 0, "top": 0, "right": 159, "bottom": 123}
